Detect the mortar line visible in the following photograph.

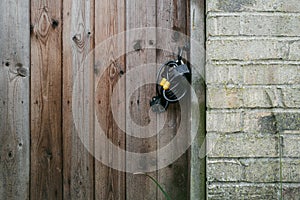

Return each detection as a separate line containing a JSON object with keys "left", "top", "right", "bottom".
{"left": 207, "top": 11, "right": 300, "bottom": 17}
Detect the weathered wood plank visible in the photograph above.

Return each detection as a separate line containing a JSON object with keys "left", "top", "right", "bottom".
{"left": 156, "top": 0, "right": 190, "bottom": 199}
{"left": 94, "top": 0, "right": 126, "bottom": 199}
{"left": 30, "top": 0, "right": 63, "bottom": 199}
{"left": 190, "top": 0, "right": 206, "bottom": 199}
{"left": 62, "top": 0, "right": 95, "bottom": 199}
{"left": 0, "top": 0, "right": 30, "bottom": 199}
{"left": 125, "top": 0, "right": 158, "bottom": 199}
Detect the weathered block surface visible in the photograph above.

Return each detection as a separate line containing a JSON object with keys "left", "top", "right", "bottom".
{"left": 207, "top": 184, "right": 279, "bottom": 200}
{"left": 245, "top": 112, "right": 300, "bottom": 135}
{"left": 207, "top": 39, "right": 298, "bottom": 61}
{"left": 207, "top": 38, "right": 290, "bottom": 61}
{"left": 208, "top": 15, "right": 300, "bottom": 37}
{"left": 283, "top": 184, "right": 300, "bottom": 199}
{"left": 206, "top": 64, "right": 300, "bottom": 85}
{"left": 208, "top": 158, "right": 300, "bottom": 183}
{"left": 207, "top": 0, "right": 300, "bottom": 12}
{"left": 207, "top": 132, "right": 279, "bottom": 157}
{"left": 206, "top": 0, "right": 300, "bottom": 198}
{"left": 208, "top": 111, "right": 300, "bottom": 133}
{"left": 207, "top": 111, "right": 243, "bottom": 132}
{"left": 207, "top": 160, "right": 244, "bottom": 182}
{"left": 207, "top": 87, "right": 300, "bottom": 109}
{"left": 283, "top": 136, "right": 300, "bottom": 158}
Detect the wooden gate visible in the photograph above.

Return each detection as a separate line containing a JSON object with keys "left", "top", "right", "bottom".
{"left": 0, "top": 0, "right": 205, "bottom": 199}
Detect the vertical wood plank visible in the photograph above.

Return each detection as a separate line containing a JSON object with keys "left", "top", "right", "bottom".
{"left": 190, "top": 0, "right": 206, "bottom": 199}
{"left": 30, "top": 0, "right": 63, "bottom": 199}
{"left": 156, "top": 0, "right": 189, "bottom": 199}
{"left": 125, "top": 0, "right": 158, "bottom": 199}
{"left": 94, "top": 0, "right": 126, "bottom": 199}
{"left": 0, "top": 0, "right": 30, "bottom": 199}
{"left": 62, "top": 0, "right": 95, "bottom": 199}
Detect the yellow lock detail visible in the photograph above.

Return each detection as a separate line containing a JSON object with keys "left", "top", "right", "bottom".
{"left": 159, "top": 78, "right": 167, "bottom": 86}
{"left": 163, "top": 81, "right": 170, "bottom": 90}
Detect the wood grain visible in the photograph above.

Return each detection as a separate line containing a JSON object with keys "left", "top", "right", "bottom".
{"left": 0, "top": 0, "right": 30, "bottom": 199}
{"left": 0, "top": 0, "right": 204, "bottom": 199}
{"left": 94, "top": 0, "right": 126, "bottom": 199}
{"left": 156, "top": 0, "right": 190, "bottom": 199}
{"left": 30, "top": 0, "right": 63, "bottom": 199}
{"left": 62, "top": 0, "right": 95, "bottom": 199}
{"left": 125, "top": 0, "right": 158, "bottom": 199}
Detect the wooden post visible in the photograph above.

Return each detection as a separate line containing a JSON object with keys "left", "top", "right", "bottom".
{"left": 190, "top": 0, "right": 206, "bottom": 199}
{"left": 94, "top": 0, "right": 126, "bottom": 199}
{"left": 125, "top": 0, "right": 158, "bottom": 199}
{"left": 62, "top": 0, "right": 95, "bottom": 199}
{"left": 0, "top": 0, "right": 30, "bottom": 198}
{"left": 30, "top": 0, "right": 63, "bottom": 199}
{"left": 156, "top": 0, "right": 190, "bottom": 199}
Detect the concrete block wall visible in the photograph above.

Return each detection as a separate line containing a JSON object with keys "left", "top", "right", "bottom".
{"left": 206, "top": 0, "right": 300, "bottom": 199}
